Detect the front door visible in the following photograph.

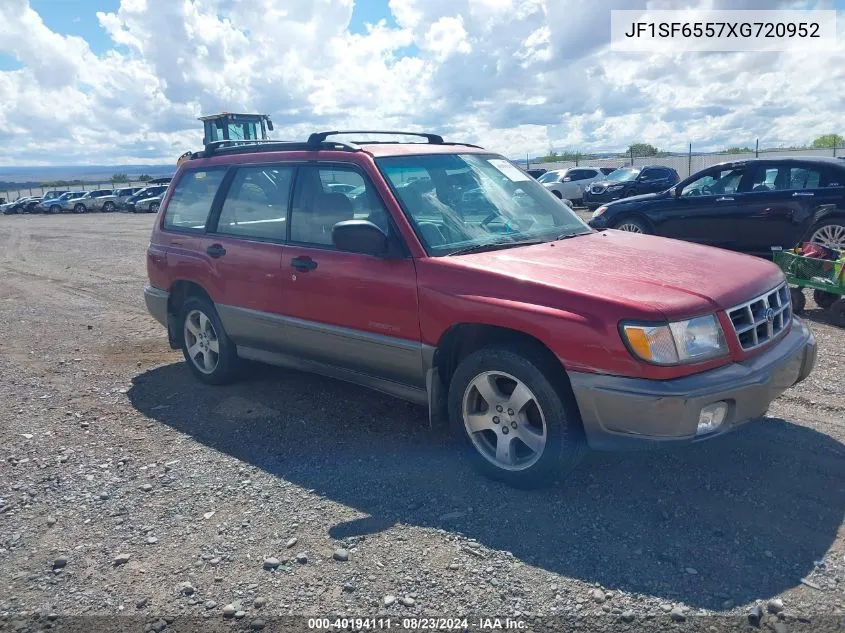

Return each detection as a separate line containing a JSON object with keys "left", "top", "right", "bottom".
{"left": 656, "top": 166, "right": 747, "bottom": 249}
{"left": 280, "top": 164, "right": 423, "bottom": 388}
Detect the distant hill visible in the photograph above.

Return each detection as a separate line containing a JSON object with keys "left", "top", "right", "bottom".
{"left": 0, "top": 164, "right": 174, "bottom": 186}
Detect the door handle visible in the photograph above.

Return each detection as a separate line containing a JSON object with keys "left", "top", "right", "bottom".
{"left": 792, "top": 191, "right": 814, "bottom": 197}
{"left": 715, "top": 197, "right": 734, "bottom": 202}
{"left": 206, "top": 244, "right": 226, "bottom": 258}
{"left": 290, "top": 256, "right": 317, "bottom": 272}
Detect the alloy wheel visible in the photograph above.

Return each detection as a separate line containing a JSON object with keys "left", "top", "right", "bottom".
{"left": 616, "top": 222, "right": 644, "bottom": 233}
{"left": 183, "top": 309, "right": 220, "bottom": 374}
{"left": 810, "top": 224, "right": 845, "bottom": 250}
{"left": 461, "top": 371, "right": 547, "bottom": 471}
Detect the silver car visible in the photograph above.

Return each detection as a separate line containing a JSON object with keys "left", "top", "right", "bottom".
{"left": 72, "top": 189, "right": 114, "bottom": 213}
{"left": 92, "top": 187, "right": 142, "bottom": 212}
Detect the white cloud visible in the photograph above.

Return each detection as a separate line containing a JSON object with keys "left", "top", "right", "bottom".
{"left": 0, "top": 0, "right": 841, "bottom": 165}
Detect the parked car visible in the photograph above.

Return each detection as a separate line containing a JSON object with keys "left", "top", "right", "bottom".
{"left": 1, "top": 197, "right": 24, "bottom": 214}
{"left": 582, "top": 165, "right": 680, "bottom": 209}
{"left": 526, "top": 168, "right": 547, "bottom": 179}
{"left": 42, "top": 190, "right": 68, "bottom": 201}
{"left": 93, "top": 187, "right": 142, "bottom": 212}
{"left": 123, "top": 185, "right": 168, "bottom": 212}
{"left": 126, "top": 185, "right": 168, "bottom": 213}
{"left": 538, "top": 167, "right": 604, "bottom": 205}
{"left": 147, "top": 177, "right": 173, "bottom": 185}
{"left": 36, "top": 192, "right": 85, "bottom": 214}
{"left": 588, "top": 157, "right": 845, "bottom": 256}
{"left": 143, "top": 130, "right": 816, "bottom": 488}
{"left": 130, "top": 193, "right": 165, "bottom": 214}
{"left": 71, "top": 189, "right": 114, "bottom": 213}
{"left": 2, "top": 196, "right": 39, "bottom": 214}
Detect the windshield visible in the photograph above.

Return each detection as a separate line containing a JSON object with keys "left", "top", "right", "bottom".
{"left": 377, "top": 153, "right": 589, "bottom": 256}
{"left": 537, "top": 171, "right": 564, "bottom": 184}
{"left": 606, "top": 167, "right": 640, "bottom": 182}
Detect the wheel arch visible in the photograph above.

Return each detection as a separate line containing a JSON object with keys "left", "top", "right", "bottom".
{"left": 166, "top": 280, "right": 213, "bottom": 349}
{"left": 432, "top": 323, "right": 575, "bottom": 397}
{"left": 609, "top": 211, "right": 655, "bottom": 233}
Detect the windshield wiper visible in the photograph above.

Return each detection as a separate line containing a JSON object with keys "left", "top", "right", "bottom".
{"left": 555, "top": 230, "right": 591, "bottom": 241}
{"left": 446, "top": 238, "right": 546, "bottom": 257}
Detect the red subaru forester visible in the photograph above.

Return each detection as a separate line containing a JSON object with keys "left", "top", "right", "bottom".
{"left": 145, "top": 131, "right": 816, "bottom": 487}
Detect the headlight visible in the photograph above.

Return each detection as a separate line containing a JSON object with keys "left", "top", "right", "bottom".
{"left": 621, "top": 315, "right": 727, "bottom": 365}
{"left": 607, "top": 184, "right": 624, "bottom": 191}
{"left": 591, "top": 205, "right": 608, "bottom": 219}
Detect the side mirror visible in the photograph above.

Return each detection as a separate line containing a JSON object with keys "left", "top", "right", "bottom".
{"left": 562, "top": 177, "right": 572, "bottom": 182}
{"left": 332, "top": 220, "right": 389, "bottom": 257}
{"left": 266, "top": 119, "right": 274, "bottom": 131}
{"left": 674, "top": 186, "right": 683, "bottom": 197}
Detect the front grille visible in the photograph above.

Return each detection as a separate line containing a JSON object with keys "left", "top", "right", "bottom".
{"left": 727, "top": 283, "right": 791, "bottom": 350}
{"left": 591, "top": 184, "right": 606, "bottom": 194}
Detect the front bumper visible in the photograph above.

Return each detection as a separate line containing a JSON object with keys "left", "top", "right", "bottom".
{"left": 568, "top": 318, "right": 816, "bottom": 451}
{"left": 583, "top": 188, "right": 626, "bottom": 208}
{"left": 144, "top": 285, "right": 169, "bottom": 327}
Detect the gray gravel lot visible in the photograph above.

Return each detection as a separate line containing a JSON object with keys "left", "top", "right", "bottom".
{"left": 0, "top": 214, "right": 844, "bottom": 632}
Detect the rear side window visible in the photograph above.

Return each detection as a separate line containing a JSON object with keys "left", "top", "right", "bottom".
{"left": 215, "top": 166, "right": 293, "bottom": 241}
{"left": 163, "top": 170, "right": 225, "bottom": 231}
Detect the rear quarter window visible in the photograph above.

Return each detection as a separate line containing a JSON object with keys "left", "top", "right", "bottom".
{"left": 163, "top": 169, "right": 226, "bottom": 231}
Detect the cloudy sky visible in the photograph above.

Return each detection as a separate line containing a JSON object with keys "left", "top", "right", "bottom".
{"left": 0, "top": 0, "right": 842, "bottom": 165}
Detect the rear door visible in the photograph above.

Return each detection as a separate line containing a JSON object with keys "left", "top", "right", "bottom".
{"left": 636, "top": 167, "right": 676, "bottom": 195}
{"left": 732, "top": 163, "right": 828, "bottom": 254}
{"left": 656, "top": 166, "right": 747, "bottom": 248}
{"left": 202, "top": 164, "right": 293, "bottom": 349}
{"left": 279, "top": 163, "right": 424, "bottom": 388}
{"left": 565, "top": 168, "right": 599, "bottom": 200}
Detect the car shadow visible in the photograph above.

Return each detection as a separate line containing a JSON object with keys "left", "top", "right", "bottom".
{"left": 128, "top": 362, "right": 845, "bottom": 611}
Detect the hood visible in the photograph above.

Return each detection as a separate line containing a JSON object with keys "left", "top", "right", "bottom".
{"left": 602, "top": 191, "right": 666, "bottom": 207}
{"left": 441, "top": 231, "right": 783, "bottom": 320}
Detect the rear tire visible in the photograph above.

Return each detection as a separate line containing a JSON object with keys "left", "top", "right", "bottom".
{"left": 180, "top": 296, "right": 240, "bottom": 385}
{"left": 790, "top": 288, "right": 806, "bottom": 314}
{"left": 74, "top": 204, "right": 86, "bottom": 214}
{"left": 149, "top": 201, "right": 160, "bottom": 214}
{"left": 807, "top": 219, "right": 845, "bottom": 251}
{"left": 447, "top": 344, "right": 587, "bottom": 488}
{"left": 103, "top": 202, "right": 115, "bottom": 213}
{"left": 813, "top": 289, "right": 838, "bottom": 310}
{"left": 50, "top": 205, "right": 61, "bottom": 214}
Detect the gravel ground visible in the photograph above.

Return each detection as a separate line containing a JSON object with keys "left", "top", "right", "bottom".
{"left": 1, "top": 214, "right": 844, "bottom": 633}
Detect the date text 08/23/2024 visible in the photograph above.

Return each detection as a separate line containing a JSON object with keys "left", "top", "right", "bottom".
{"left": 307, "top": 617, "right": 527, "bottom": 630}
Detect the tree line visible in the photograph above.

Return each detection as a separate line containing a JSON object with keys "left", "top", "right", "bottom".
{"left": 539, "top": 134, "right": 844, "bottom": 163}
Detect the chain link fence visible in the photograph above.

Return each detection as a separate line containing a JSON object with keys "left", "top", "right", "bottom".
{"left": 525, "top": 142, "right": 841, "bottom": 179}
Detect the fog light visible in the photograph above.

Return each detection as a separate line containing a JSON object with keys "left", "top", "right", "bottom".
{"left": 697, "top": 402, "right": 728, "bottom": 436}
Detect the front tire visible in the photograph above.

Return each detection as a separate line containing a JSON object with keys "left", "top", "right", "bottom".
{"left": 790, "top": 287, "right": 806, "bottom": 314}
{"left": 447, "top": 345, "right": 586, "bottom": 488}
{"left": 612, "top": 217, "right": 650, "bottom": 234}
{"left": 180, "top": 296, "right": 240, "bottom": 385}
{"left": 103, "top": 202, "right": 115, "bottom": 213}
{"left": 830, "top": 298, "right": 845, "bottom": 328}
{"left": 74, "top": 204, "right": 86, "bottom": 214}
{"left": 50, "top": 205, "right": 62, "bottom": 214}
